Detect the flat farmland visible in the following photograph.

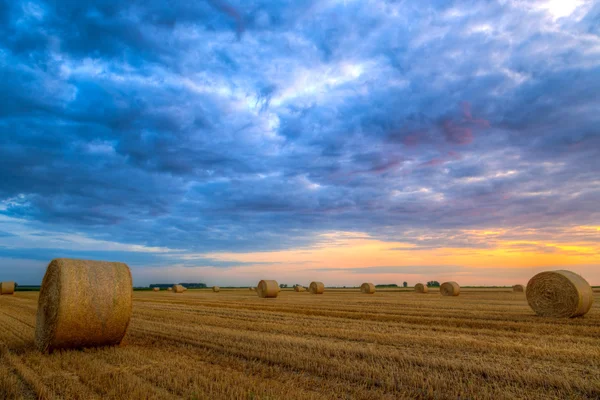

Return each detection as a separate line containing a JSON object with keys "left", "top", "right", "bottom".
{"left": 1, "top": 288, "right": 599, "bottom": 400}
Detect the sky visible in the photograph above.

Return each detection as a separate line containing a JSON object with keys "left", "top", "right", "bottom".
{"left": 1, "top": 0, "right": 599, "bottom": 287}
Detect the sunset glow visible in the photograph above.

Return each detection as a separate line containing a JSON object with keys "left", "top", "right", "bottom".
{"left": 1, "top": 0, "right": 599, "bottom": 287}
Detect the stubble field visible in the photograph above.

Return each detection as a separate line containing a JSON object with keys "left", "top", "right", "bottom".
{"left": 1, "top": 288, "right": 599, "bottom": 399}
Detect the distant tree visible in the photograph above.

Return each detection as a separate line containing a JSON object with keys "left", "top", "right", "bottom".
{"left": 279, "top": 283, "right": 288, "bottom": 288}
{"left": 403, "top": 281, "right": 407, "bottom": 288}
{"left": 427, "top": 281, "right": 440, "bottom": 287}
{"left": 375, "top": 284, "right": 398, "bottom": 288}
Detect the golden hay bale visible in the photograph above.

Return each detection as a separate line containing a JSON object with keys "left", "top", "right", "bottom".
{"left": 153, "top": 287, "right": 160, "bottom": 292}
{"left": 309, "top": 281, "right": 325, "bottom": 294}
{"left": 294, "top": 286, "right": 306, "bottom": 292}
{"left": 512, "top": 284, "right": 525, "bottom": 293}
{"left": 0, "top": 281, "right": 15, "bottom": 295}
{"left": 213, "top": 286, "right": 220, "bottom": 292}
{"left": 526, "top": 270, "right": 593, "bottom": 318}
{"left": 440, "top": 281, "right": 460, "bottom": 296}
{"left": 360, "top": 282, "right": 375, "bottom": 294}
{"left": 172, "top": 284, "right": 186, "bottom": 293}
{"left": 414, "top": 283, "right": 428, "bottom": 293}
{"left": 167, "top": 287, "right": 173, "bottom": 291}
{"left": 35, "top": 258, "right": 132, "bottom": 353}
{"left": 257, "top": 280, "right": 279, "bottom": 298}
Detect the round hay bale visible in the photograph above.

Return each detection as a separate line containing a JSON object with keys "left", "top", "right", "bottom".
{"left": 512, "top": 284, "right": 525, "bottom": 293}
{"left": 167, "top": 287, "right": 173, "bottom": 292}
{"left": 152, "top": 287, "right": 160, "bottom": 292}
{"left": 526, "top": 270, "right": 593, "bottom": 318}
{"left": 35, "top": 258, "right": 132, "bottom": 353}
{"left": 440, "top": 281, "right": 460, "bottom": 296}
{"left": 0, "top": 281, "right": 15, "bottom": 295}
{"left": 294, "top": 285, "right": 306, "bottom": 292}
{"left": 309, "top": 281, "right": 325, "bottom": 294}
{"left": 257, "top": 280, "right": 279, "bottom": 298}
{"left": 172, "top": 284, "right": 186, "bottom": 293}
{"left": 213, "top": 286, "right": 220, "bottom": 293}
{"left": 414, "top": 283, "right": 428, "bottom": 293}
{"left": 360, "top": 282, "right": 375, "bottom": 294}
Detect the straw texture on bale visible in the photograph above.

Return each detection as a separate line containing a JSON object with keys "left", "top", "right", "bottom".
{"left": 360, "top": 282, "right": 375, "bottom": 294}
{"left": 513, "top": 284, "right": 525, "bottom": 293}
{"left": 440, "top": 281, "right": 460, "bottom": 296}
{"left": 153, "top": 287, "right": 160, "bottom": 292}
{"left": 526, "top": 270, "right": 593, "bottom": 318}
{"left": 294, "top": 285, "right": 306, "bottom": 292}
{"left": 172, "top": 284, "right": 186, "bottom": 293}
{"left": 0, "top": 281, "right": 15, "bottom": 295}
{"left": 213, "top": 286, "right": 220, "bottom": 292}
{"left": 309, "top": 281, "right": 325, "bottom": 294}
{"left": 35, "top": 258, "right": 132, "bottom": 353}
{"left": 257, "top": 280, "right": 279, "bottom": 298}
{"left": 414, "top": 283, "right": 428, "bottom": 293}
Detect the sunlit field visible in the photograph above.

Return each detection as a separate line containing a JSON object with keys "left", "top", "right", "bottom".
{"left": 1, "top": 288, "right": 599, "bottom": 399}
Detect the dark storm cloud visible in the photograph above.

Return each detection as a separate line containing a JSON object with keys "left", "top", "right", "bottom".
{"left": 0, "top": 0, "right": 599, "bottom": 268}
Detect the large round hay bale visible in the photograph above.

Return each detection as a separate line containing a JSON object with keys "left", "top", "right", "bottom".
{"left": 294, "top": 285, "right": 306, "bottom": 292}
{"left": 414, "top": 283, "right": 428, "bottom": 293}
{"left": 526, "top": 270, "right": 593, "bottom": 318}
{"left": 35, "top": 258, "right": 132, "bottom": 353}
{"left": 0, "top": 281, "right": 15, "bottom": 295}
{"left": 513, "top": 284, "right": 525, "bottom": 293}
{"left": 152, "top": 287, "right": 160, "bottom": 292}
{"left": 360, "top": 282, "right": 375, "bottom": 294}
{"left": 172, "top": 284, "right": 186, "bottom": 293}
{"left": 257, "top": 280, "right": 279, "bottom": 298}
{"left": 309, "top": 281, "right": 325, "bottom": 294}
{"left": 213, "top": 286, "right": 220, "bottom": 293}
{"left": 440, "top": 281, "right": 460, "bottom": 296}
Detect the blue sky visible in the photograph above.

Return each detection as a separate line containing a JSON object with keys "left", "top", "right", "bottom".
{"left": 1, "top": 0, "right": 599, "bottom": 286}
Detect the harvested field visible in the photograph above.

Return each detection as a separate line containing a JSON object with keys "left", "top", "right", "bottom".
{"left": 1, "top": 288, "right": 599, "bottom": 399}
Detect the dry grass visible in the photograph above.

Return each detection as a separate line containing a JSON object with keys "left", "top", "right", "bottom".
{"left": 1, "top": 288, "right": 599, "bottom": 399}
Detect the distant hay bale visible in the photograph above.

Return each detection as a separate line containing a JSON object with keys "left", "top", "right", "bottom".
{"left": 153, "top": 287, "right": 160, "bottom": 292}
{"left": 213, "top": 286, "right": 220, "bottom": 292}
{"left": 0, "top": 281, "right": 15, "bottom": 295}
{"left": 414, "top": 283, "right": 428, "bottom": 293}
{"left": 167, "top": 287, "right": 173, "bottom": 292}
{"left": 309, "top": 281, "right": 325, "bottom": 294}
{"left": 172, "top": 284, "right": 186, "bottom": 293}
{"left": 360, "top": 282, "right": 375, "bottom": 294}
{"left": 440, "top": 281, "right": 460, "bottom": 296}
{"left": 526, "top": 270, "right": 593, "bottom": 318}
{"left": 35, "top": 258, "right": 132, "bottom": 353}
{"left": 512, "top": 284, "right": 525, "bottom": 293}
{"left": 294, "top": 286, "right": 306, "bottom": 292}
{"left": 257, "top": 280, "right": 279, "bottom": 298}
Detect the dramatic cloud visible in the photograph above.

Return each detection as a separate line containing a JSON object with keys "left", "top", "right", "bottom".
{"left": 1, "top": 0, "right": 599, "bottom": 285}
